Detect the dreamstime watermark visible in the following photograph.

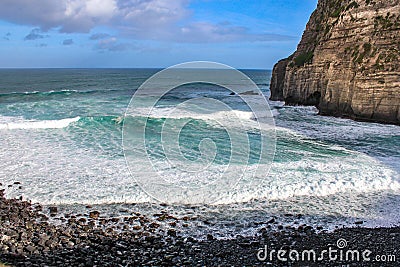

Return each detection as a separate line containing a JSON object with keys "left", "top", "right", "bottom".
{"left": 122, "top": 61, "right": 276, "bottom": 204}
{"left": 257, "top": 238, "right": 396, "bottom": 263}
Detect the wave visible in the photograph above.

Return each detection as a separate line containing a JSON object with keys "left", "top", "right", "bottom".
{"left": 0, "top": 117, "right": 81, "bottom": 130}
{"left": 0, "top": 88, "right": 126, "bottom": 98}
{"left": 0, "top": 107, "right": 275, "bottom": 132}
{"left": 0, "top": 115, "right": 127, "bottom": 130}
{"left": 126, "top": 105, "right": 277, "bottom": 122}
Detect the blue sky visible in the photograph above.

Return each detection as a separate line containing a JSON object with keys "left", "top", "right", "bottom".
{"left": 0, "top": 0, "right": 317, "bottom": 69}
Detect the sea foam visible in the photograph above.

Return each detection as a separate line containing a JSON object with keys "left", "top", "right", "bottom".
{"left": 0, "top": 116, "right": 80, "bottom": 130}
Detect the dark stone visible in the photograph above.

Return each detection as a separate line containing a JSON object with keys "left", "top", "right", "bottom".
{"left": 49, "top": 206, "right": 58, "bottom": 213}
{"left": 89, "top": 211, "right": 100, "bottom": 220}
{"left": 167, "top": 229, "right": 177, "bottom": 237}
{"left": 266, "top": 218, "right": 275, "bottom": 224}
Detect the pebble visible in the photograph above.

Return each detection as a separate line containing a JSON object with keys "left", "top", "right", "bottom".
{"left": 89, "top": 211, "right": 100, "bottom": 219}
{"left": 266, "top": 218, "right": 275, "bottom": 224}
{"left": 167, "top": 229, "right": 177, "bottom": 237}
{"left": 49, "top": 206, "right": 58, "bottom": 214}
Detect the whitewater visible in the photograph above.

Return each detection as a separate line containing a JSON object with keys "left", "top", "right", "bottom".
{"left": 0, "top": 68, "right": 399, "bottom": 236}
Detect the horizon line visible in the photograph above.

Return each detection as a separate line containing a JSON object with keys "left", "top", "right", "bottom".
{"left": 0, "top": 67, "right": 272, "bottom": 71}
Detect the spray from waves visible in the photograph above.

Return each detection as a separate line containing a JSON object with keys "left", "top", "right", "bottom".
{"left": 7, "top": 147, "right": 399, "bottom": 206}
{"left": 1, "top": 114, "right": 399, "bottom": 210}
{"left": 0, "top": 117, "right": 81, "bottom": 130}
{"left": 125, "top": 105, "right": 277, "bottom": 123}
{"left": 0, "top": 115, "right": 127, "bottom": 130}
{"left": 0, "top": 114, "right": 239, "bottom": 131}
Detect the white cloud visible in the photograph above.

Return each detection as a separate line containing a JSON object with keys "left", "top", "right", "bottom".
{"left": 0, "top": 0, "right": 186, "bottom": 33}
{"left": 117, "top": 0, "right": 189, "bottom": 27}
{"left": 0, "top": 0, "right": 293, "bottom": 43}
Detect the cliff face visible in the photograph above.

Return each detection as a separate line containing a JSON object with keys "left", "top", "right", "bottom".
{"left": 270, "top": 0, "right": 400, "bottom": 125}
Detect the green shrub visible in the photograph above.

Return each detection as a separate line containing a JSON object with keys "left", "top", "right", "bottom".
{"left": 294, "top": 52, "right": 314, "bottom": 67}
{"left": 363, "top": 43, "right": 372, "bottom": 54}
{"left": 346, "top": 1, "right": 359, "bottom": 11}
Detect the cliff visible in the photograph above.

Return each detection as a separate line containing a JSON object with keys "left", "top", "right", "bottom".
{"left": 270, "top": 0, "right": 400, "bottom": 125}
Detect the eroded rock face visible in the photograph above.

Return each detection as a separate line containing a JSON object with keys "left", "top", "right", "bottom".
{"left": 270, "top": 0, "right": 400, "bottom": 125}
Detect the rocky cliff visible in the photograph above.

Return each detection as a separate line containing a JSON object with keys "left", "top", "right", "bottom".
{"left": 270, "top": 0, "right": 400, "bottom": 125}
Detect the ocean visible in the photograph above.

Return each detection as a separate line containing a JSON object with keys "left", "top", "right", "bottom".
{"left": 0, "top": 68, "right": 399, "bottom": 238}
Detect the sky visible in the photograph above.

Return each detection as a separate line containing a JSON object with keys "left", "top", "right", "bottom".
{"left": 0, "top": 0, "right": 318, "bottom": 69}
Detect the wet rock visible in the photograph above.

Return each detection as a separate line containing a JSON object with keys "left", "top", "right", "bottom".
{"left": 66, "top": 241, "right": 75, "bottom": 248}
{"left": 132, "top": 225, "right": 141, "bottom": 231}
{"left": 111, "top": 218, "right": 119, "bottom": 223}
{"left": 149, "top": 222, "right": 160, "bottom": 229}
{"left": 238, "top": 242, "right": 251, "bottom": 248}
{"left": 266, "top": 218, "right": 275, "bottom": 224}
{"left": 167, "top": 229, "right": 177, "bottom": 237}
{"left": 49, "top": 206, "right": 58, "bottom": 214}
{"left": 25, "top": 245, "right": 36, "bottom": 253}
{"left": 89, "top": 211, "right": 100, "bottom": 220}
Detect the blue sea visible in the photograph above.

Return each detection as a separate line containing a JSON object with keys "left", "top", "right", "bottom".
{"left": 1, "top": 68, "right": 399, "bottom": 237}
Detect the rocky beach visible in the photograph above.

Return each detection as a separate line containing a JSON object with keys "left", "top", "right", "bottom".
{"left": 1, "top": 186, "right": 398, "bottom": 266}
{"left": 0, "top": 1, "right": 399, "bottom": 266}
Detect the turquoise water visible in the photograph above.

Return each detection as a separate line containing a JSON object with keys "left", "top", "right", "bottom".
{"left": 0, "top": 68, "right": 399, "bottom": 232}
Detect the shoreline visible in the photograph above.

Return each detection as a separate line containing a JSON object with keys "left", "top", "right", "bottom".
{"left": 1, "top": 190, "right": 399, "bottom": 266}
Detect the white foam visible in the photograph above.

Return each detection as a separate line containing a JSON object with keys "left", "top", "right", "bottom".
{"left": 127, "top": 106, "right": 254, "bottom": 120}
{"left": 0, "top": 117, "right": 80, "bottom": 130}
{"left": 1, "top": 108, "right": 399, "bottom": 229}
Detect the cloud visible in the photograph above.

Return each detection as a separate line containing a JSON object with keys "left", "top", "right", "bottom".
{"left": 0, "top": 0, "right": 186, "bottom": 33}
{"left": 24, "top": 28, "right": 48, "bottom": 41}
{"left": 0, "top": 0, "right": 117, "bottom": 33}
{"left": 3, "top": 32, "right": 11, "bottom": 40}
{"left": 115, "top": 0, "right": 189, "bottom": 28}
{"left": 37, "top": 43, "right": 47, "bottom": 47}
{"left": 94, "top": 37, "right": 134, "bottom": 51}
{"left": 176, "top": 22, "right": 295, "bottom": 43}
{"left": 0, "top": 0, "right": 292, "bottom": 43}
{"left": 90, "top": 33, "right": 111, "bottom": 40}
{"left": 63, "top": 39, "right": 74, "bottom": 45}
